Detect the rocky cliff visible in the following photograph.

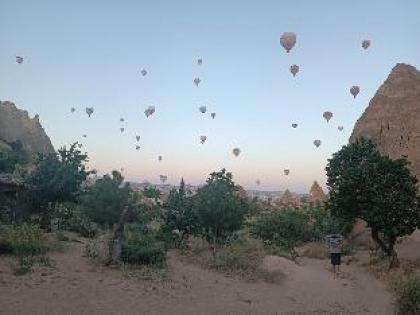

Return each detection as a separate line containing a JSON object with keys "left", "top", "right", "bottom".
{"left": 309, "top": 181, "right": 326, "bottom": 203}
{"left": 350, "top": 63, "right": 420, "bottom": 179}
{"left": 0, "top": 101, "right": 54, "bottom": 155}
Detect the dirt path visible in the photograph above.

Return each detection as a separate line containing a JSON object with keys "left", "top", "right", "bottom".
{"left": 0, "top": 241, "right": 394, "bottom": 314}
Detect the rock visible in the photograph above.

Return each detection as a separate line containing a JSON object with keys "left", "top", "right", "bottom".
{"left": 350, "top": 63, "right": 420, "bottom": 179}
{"left": 0, "top": 101, "right": 54, "bottom": 155}
{"left": 309, "top": 181, "right": 326, "bottom": 203}
{"left": 277, "top": 189, "right": 301, "bottom": 207}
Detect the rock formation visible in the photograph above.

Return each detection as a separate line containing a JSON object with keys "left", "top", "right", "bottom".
{"left": 277, "top": 189, "right": 301, "bottom": 207}
{"left": 0, "top": 101, "right": 54, "bottom": 155}
{"left": 350, "top": 63, "right": 420, "bottom": 179}
{"left": 309, "top": 181, "right": 326, "bottom": 203}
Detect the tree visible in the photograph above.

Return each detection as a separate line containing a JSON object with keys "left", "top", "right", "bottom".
{"left": 163, "top": 178, "right": 197, "bottom": 245}
{"left": 192, "top": 169, "right": 250, "bottom": 253}
{"left": 80, "top": 170, "right": 131, "bottom": 227}
{"left": 250, "top": 209, "right": 312, "bottom": 260}
{"left": 326, "top": 138, "right": 420, "bottom": 265}
{"left": 0, "top": 140, "right": 30, "bottom": 173}
{"left": 27, "top": 143, "right": 91, "bottom": 230}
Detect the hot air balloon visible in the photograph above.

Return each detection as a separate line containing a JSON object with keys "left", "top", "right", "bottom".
{"left": 232, "top": 148, "right": 241, "bottom": 157}
{"left": 199, "top": 105, "right": 207, "bottom": 114}
{"left": 160, "top": 175, "right": 168, "bottom": 183}
{"left": 141, "top": 69, "right": 147, "bottom": 76}
{"left": 362, "top": 40, "right": 371, "bottom": 50}
{"left": 144, "top": 105, "right": 156, "bottom": 117}
{"left": 280, "top": 32, "right": 297, "bottom": 53}
{"left": 136, "top": 135, "right": 140, "bottom": 142}
{"left": 290, "top": 64, "right": 299, "bottom": 77}
{"left": 284, "top": 169, "right": 290, "bottom": 176}
{"left": 136, "top": 145, "right": 140, "bottom": 150}
{"left": 350, "top": 86, "right": 360, "bottom": 98}
{"left": 77, "top": 143, "right": 83, "bottom": 148}
{"left": 338, "top": 126, "right": 344, "bottom": 131}
{"left": 197, "top": 58, "right": 203, "bottom": 65}
{"left": 15, "top": 56, "right": 24, "bottom": 64}
{"left": 313, "top": 140, "right": 321, "bottom": 148}
{"left": 120, "top": 127, "right": 124, "bottom": 133}
{"left": 120, "top": 168, "right": 124, "bottom": 172}
{"left": 120, "top": 117, "right": 124, "bottom": 122}
{"left": 256, "top": 179, "right": 261, "bottom": 186}
{"left": 211, "top": 112, "right": 216, "bottom": 119}
{"left": 200, "top": 135, "right": 207, "bottom": 144}
{"left": 323, "top": 111, "right": 333, "bottom": 123}
{"left": 158, "top": 155, "right": 163, "bottom": 161}
{"left": 194, "top": 77, "right": 201, "bottom": 86}
{"left": 70, "top": 107, "right": 76, "bottom": 113}
{"left": 292, "top": 123, "right": 298, "bottom": 128}
{"left": 82, "top": 134, "right": 87, "bottom": 138}
{"left": 85, "top": 107, "right": 94, "bottom": 118}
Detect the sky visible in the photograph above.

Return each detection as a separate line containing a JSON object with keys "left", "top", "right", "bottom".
{"left": 1, "top": 0, "right": 419, "bottom": 193}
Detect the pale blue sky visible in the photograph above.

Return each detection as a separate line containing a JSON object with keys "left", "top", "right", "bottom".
{"left": 1, "top": 0, "right": 419, "bottom": 192}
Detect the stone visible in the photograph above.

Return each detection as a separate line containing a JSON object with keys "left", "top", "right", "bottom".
{"left": 309, "top": 181, "right": 326, "bottom": 203}
{"left": 350, "top": 63, "right": 420, "bottom": 179}
{"left": 0, "top": 101, "right": 54, "bottom": 155}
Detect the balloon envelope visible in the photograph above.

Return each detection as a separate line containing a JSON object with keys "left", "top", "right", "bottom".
{"left": 362, "top": 40, "right": 371, "bottom": 50}
{"left": 284, "top": 169, "right": 290, "bottom": 176}
{"left": 16, "top": 56, "right": 24, "bottom": 64}
{"left": 197, "top": 58, "right": 202, "bottom": 65}
{"left": 141, "top": 69, "right": 147, "bottom": 76}
{"left": 200, "top": 136, "right": 207, "bottom": 144}
{"left": 136, "top": 135, "right": 140, "bottom": 142}
{"left": 338, "top": 126, "right": 344, "bottom": 131}
{"left": 323, "top": 111, "right": 333, "bottom": 122}
{"left": 70, "top": 107, "right": 76, "bottom": 113}
{"left": 290, "top": 64, "right": 299, "bottom": 77}
{"left": 292, "top": 123, "right": 298, "bottom": 128}
{"left": 280, "top": 32, "right": 297, "bottom": 53}
{"left": 199, "top": 106, "right": 207, "bottom": 114}
{"left": 211, "top": 112, "right": 216, "bottom": 119}
{"left": 85, "top": 107, "right": 94, "bottom": 117}
{"left": 350, "top": 86, "right": 360, "bottom": 98}
{"left": 232, "top": 148, "right": 241, "bottom": 157}
{"left": 313, "top": 140, "right": 321, "bottom": 148}
{"left": 194, "top": 77, "right": 201, "bottom": 86}
{"left": 120, "top": 127, "right": 124, "bottom": 133}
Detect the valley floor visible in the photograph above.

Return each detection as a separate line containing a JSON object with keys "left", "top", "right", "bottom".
{"left": 0, "top": 239, "right": 395, "bottom": 315}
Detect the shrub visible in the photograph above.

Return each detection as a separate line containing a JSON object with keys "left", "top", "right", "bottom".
{"left": 55, "top": 204, "right": 98, "bottom": 238}
{"left": 395, "top": 274, "right": 420, "bottom": 315}
{"left": 121, "top": 223, "right": 166, "bottom": 266}
{"left": 250, "top": 209, "right": 312, "bottom": 260}
{"left": 215, "top": 234, "right": 265, "bottom": 275}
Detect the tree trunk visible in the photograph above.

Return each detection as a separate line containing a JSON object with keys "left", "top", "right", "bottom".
{"left": 106, "top": 208, "right": 129, "bottom": 265}
{"left": 371, "top": 229, "right": 399, "bottom": 268}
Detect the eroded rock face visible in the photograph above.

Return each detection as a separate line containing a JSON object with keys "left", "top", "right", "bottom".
{"left": 350, "top": 63, "right": 420, "bottom": 179}
{"left": 0, "top": 101, "right": 54, "bottom": 155}
{"left": 309, "top": 181, "right": 326, "bottom": 203}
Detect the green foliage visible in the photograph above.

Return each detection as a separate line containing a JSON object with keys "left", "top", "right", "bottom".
{"left": 0, "top": 140, "right": 29, "bottom": 173}
{"left": 121, "top": 223, "right": 166, "bottom": 266}
{"left": 250, "top": 209, "right": 312, "bottom": 259}
{"left": 192, "top": 169, "right": 250, "bottom": 244}
{"left": 308, "top": 205, "right": 352, "bottom": 240}
{"left": 326, "top": 138, "right": 420, "bottom": 258}
{"left": 395, "top": 274, "right": 420, "bottom": 315}
{"left": 80, "top": 171, "right": 131, "bottom": 227}
{"left": 0, "top": 223, "right": 49, "bottom": 274}
{"left": 27, "top": 143, "right": 92, "bottom": 229}
{"left": 54, "top": 204, "right": 98, "bottom": 238}
{"left": 163, "top": 178, "right": 197, "bottom": 246}
{"left": 142, "top": 186, "right": 161, "bottom": 200}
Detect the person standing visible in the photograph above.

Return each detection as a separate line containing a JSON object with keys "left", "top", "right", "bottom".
{"left": 325, "top": 234, "right": 344, "bottom": 279}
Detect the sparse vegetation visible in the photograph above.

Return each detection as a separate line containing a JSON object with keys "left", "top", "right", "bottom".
{"left": 394, "top": 274, "right": 420, "bottom": 315}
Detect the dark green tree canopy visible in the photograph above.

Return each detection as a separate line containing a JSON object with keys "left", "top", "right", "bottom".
{"left": 193, "top": 169, "right": 250, "bottom": 243}
{"left": 326, "top": 138, "right": 420, "bottom": 258}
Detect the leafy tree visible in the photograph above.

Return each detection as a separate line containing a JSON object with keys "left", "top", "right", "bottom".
{"left": 142, "top": 186, "right": 161, "bottom": 201}
{"left": 80, "top": 170, "right": 131, "bottom": 227}
{"left": 27, "top": 143, "right": 91, "bottom": 230}
{"left": 192, "top": 169, "right": 250, "bottom": 251}
{"left": 326, "top": 138, "right": 420, "bottom": 265}
{"left": 163, "top": 178, "right": 197, "bottom": 245}
{"left": 250, "top": 209, "right": 312, "bottom": 260}
{"left": 0, "top": 140, "right": 30, "bottom": 173}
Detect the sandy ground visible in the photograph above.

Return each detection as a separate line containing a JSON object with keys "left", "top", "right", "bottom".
{"left": 0, "top": 239, "right": 395, "bottom": 315}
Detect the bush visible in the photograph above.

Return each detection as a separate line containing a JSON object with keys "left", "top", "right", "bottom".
{"left": 250, "top": 209, "right": 312, "bottom": 260}
{"left": 55, "top": 204, "right": 98, "bottom": 238}
{"left": 395, "top": 274, "right": 420, "bottom": 315}
{"left": 215, "top": 234, "right": 264, "bottom": 274}
{"left": 121, "top": 223, "right": 166, "bottom": 266}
